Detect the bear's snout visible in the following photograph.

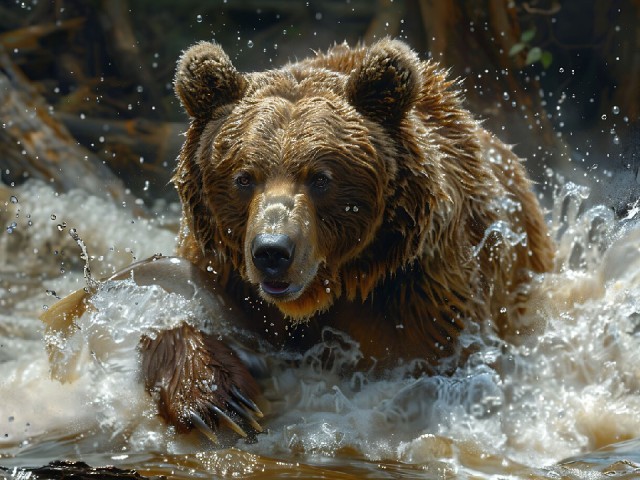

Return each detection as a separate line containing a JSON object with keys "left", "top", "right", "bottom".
{"left": 251, "top": 233, "right": 295, "bottom": 278}
{"left": 244, "top": 187, "right": 322, "bottom": 308}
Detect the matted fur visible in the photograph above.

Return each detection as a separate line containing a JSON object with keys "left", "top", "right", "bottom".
{"left": 172, "top": 38, "right": 554, "bottom": 366}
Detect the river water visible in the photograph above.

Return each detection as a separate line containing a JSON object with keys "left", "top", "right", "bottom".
{"left": 1, "top": 178, "right": 640, "bottom": 479}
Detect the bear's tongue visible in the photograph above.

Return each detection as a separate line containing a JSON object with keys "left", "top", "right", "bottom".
{"left": 262, "top": 281, "right": 290, "bottom": 295}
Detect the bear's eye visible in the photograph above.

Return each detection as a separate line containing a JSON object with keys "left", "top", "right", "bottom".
{"left": 310, "top": 172, "right": 331, "bottom": 192}
{"left": 234, "top": 172, "right": 253, "bottom": 189}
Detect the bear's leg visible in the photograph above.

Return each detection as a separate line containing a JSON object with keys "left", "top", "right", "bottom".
{"left": 140, "top": 322, "right": 263, "bottom": 442}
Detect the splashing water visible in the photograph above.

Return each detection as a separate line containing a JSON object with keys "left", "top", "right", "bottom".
{"left": 1, "top": 179, "right": 640, "bottom": 478}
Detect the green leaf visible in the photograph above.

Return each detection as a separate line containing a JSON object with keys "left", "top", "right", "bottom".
{"left": 521, "top": 28, "right": 536, "bottom": 43}
{"left": 525, "top": 47, "right": 542, "bottom": 65}
{"left": 541, "top": 51, "right": 553, "bottom": 69}
{"left": 509, "top": 43, "right": 525, "bottom": 56}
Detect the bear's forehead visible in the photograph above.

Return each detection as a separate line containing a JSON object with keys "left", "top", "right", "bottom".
{"left": 243, "top": 67, "right": 346, "bottom": 103}
{"left": 209, "top": 67, "right": 375, "bottom": 171}
{"left": 212, "top": 98, "right": 374, "bottom": 174}
{"left": 229, "top": 86, "right": 359, "bottom": 141}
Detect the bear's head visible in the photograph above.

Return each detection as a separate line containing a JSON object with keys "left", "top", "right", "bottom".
{"left": 174, "top": 39, "right": 433, "bottom": 321}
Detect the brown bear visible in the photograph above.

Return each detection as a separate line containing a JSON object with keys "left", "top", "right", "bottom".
{"left": 141, "top": 38, "right": 554, "bottom": 440}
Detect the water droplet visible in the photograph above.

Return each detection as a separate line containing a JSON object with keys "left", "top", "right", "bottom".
{"left": 612, "top": 105, "right": 620, "bottom": 115}
{"left": 502, "top": 92, "right": 510, "bottom": 101}
{"left": 9, "top": 195, "right": 18, "bottom": 204}
{"left": 247, "top": 40, "right": 254, "bottom": 48}
{"left": 352, "top": 206, "right": 359, "bottom": 212}
{"left": 601, "top": 114, "right": 607, "bottom": 120}
{"left": 558, "top": 67, "right": 564, "bottom": 73}
{"left": 196, "top": 14, "right": 203, "bottom": 23}
{"left": 50, "top": 214, "right": 57, "bottom": 220}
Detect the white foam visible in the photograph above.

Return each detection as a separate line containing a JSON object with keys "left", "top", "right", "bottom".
{"left": 2, "top": 179, "right": 640, "bottom": 475}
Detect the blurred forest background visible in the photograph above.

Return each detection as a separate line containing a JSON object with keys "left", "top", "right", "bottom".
{"left": 1, "top": 0, "right": 639, "bottom": 215}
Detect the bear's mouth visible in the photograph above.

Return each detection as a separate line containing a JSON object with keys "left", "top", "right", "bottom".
{"left": 260, "top": 280, "right": 302, "bottom": 298}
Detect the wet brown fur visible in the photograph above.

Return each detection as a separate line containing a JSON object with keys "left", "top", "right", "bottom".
{"left": 146, "top": 38, "right": 554, "bottom": 435}
{"left": 140, "top": 323, "right": 260, "bottom": 434}
{"left": 172, "top": 38, "right": 553, "bottom": 361}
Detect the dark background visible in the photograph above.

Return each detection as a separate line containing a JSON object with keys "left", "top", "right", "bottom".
{"left": 1, "top": 0, "right": 638, "bottom": 212}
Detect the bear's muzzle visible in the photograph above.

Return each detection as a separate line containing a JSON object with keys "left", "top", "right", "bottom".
{"left": 251, "top": 233, "right": 295, "bottom": 288}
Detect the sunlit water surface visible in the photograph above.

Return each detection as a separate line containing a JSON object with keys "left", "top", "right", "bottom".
{"left": 1, "top": 180, "right": 640, "bottom": 479}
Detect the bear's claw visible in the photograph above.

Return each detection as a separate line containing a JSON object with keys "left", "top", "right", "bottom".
{"left": 140, "top": 322, "right": 262, "bottom": 442}
{"left": 190, "top": 409, "right": 219, "bottom": 443}
{"left": 231, "top": 385, "right": 264, "bottom": 418}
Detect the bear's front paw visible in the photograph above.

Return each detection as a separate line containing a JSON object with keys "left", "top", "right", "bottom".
{"left": 140, "top": 322, "right": 263, "bottom": 442}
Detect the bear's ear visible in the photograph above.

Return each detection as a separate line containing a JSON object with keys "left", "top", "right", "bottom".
{"left": 346, "top": 39, "right": 422, "bottom": 125}
{"left": 174, "top": 41, "right": 247, "bottom": 119}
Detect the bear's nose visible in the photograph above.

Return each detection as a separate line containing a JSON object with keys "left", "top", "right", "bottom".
{"left": 251, "top": 233, "right": 295, "bottom": 277}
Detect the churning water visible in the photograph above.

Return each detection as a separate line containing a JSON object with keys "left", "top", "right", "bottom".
{"left": 1, "top": 179, "right": 640, "bottom": 479}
